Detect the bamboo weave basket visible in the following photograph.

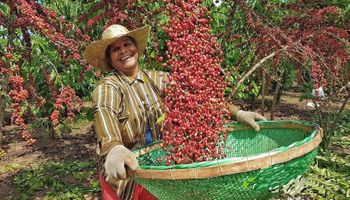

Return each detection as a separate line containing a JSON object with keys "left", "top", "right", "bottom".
{"left": 133, "top": 120, "right": 323, "bottom": 200}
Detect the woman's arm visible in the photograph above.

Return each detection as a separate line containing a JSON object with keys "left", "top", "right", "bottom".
{"left": 92, "top": 80, "right": 138, "bottom": 181}
{"left": 92, "top": 82, "right": 124, "bottom": 155}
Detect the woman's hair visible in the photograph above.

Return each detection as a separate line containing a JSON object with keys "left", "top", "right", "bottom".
{"left": 105, "top": 36, "right": 137, "bottom": 69}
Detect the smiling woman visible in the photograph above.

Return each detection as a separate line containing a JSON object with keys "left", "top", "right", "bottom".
{"left": 84, "top": 24, "right": 164, "bottom": 200}
{"left": 106, "top": 37, "right": 139, "bottom": 77}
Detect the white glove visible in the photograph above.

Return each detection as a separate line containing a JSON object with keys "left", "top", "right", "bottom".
{"left": 236, "top": 110, "right": 267, "bottom": 131}
{"left": 104, "top": 145, "right": 139, "bottom": 180}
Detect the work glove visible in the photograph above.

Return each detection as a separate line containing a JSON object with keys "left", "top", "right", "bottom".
{"left": 104, "top": 145, "right": 139, "bottom": 181}
{"left": 236, "top": 110, "right": 267, "bottom": 132}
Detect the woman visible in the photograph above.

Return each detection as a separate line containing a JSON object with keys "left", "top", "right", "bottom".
{"left": 84, "top": 24, "right": 266, "bottom": 200}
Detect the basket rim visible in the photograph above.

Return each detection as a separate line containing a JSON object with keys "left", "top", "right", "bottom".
{"left": 134, "top": 120, "right": 323, "bottom": 180}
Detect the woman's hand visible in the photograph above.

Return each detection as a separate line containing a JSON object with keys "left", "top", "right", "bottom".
{"left": 236, "top": 110, "right": 267, "bottom": 131}
{"left": 104, "top": 145, "right": 139, "bottom": 181}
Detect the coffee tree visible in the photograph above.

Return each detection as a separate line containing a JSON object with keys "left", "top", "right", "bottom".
{"left": 214, "top": 0, "right": 349, "bottom": 148}
{"left": 1, "top": 0, "right": 90, "bottom": 143}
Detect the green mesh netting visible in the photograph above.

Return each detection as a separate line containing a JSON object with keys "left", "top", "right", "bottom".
{"left": 134, "top": 120, "right": 320, "bottom": 200}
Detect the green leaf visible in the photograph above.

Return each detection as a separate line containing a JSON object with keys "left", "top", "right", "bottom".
{"left": 156, "top": 113, "right": 166, "bottom": 125}
{"left": 0, "top": 2, "right": 10, "bottom": 16}
{"left": 242, "top": 176, "right": 256, "bottom": 189}
{"left": 84, "top": 107, "right": 94, "bottom": 121}
{"left": 30, "top": 180, "right": 44, "bottom": 191}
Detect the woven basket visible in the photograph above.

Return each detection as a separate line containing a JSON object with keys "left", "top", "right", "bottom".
{"left": 133, "top": 120, "right": 323, "bottom": 200}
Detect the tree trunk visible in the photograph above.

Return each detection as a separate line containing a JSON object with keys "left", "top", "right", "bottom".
{"left": 0, "top": 94, "right": 4, "bottom": 139}
{"left": 276, "top": 71, "right": 287, "bottom": 105}
{"left": 49, "top": 123, "right": 56, "bottom": 140}
{"left": 270, "top": 82, "right": 281, "bottom": 120}
{"left": 261, "top": 70, "right": 266, "bottom": 116}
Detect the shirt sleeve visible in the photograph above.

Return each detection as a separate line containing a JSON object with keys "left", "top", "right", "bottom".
{"left": 92, "top": 81, "right": 124, "bottom": 156}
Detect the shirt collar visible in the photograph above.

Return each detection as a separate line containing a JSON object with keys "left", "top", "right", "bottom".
{"left": 113, "top": 69, "right": 145, "bottom": 85}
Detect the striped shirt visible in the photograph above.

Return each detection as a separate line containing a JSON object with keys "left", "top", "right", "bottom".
{"left": 92, "top": 68, "right": 167, "bottom": 199}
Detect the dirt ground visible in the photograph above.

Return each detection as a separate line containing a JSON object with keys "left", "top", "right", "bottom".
{"left": 0, "top": 121, "right": 97, "bottom": 199}
{"left": 0, "top": 92, "right": 348, "bottom": 199}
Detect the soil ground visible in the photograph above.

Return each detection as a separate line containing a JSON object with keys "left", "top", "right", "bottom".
{"left": 0, "top": 120, "right": 98, "bottom": 199}
{"left": 0, "top": 92, "right": 349, "bottom": 199}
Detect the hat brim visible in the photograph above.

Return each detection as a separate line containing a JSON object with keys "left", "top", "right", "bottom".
{"left": 84, "top": 25, "right": 150, "bottom": 71}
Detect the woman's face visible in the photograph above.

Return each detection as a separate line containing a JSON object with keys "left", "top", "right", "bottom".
{"left": 108, "top": 37, "right": 139, "bottom": 75}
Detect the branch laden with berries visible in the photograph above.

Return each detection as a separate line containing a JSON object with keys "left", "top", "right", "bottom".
{"left": 248, "top": 3, "right": 348, "bottom": 91}
{"left": 216, "top": 0, "right": 349, "bottom": 148}
{"left": 242, "top": 1, "right": 350, "bottom": 126}
{"left": 0, "top": 0, "right": 91, "bottom": 144}
{"left": 161, "top": 0, "right": 229, "bottom": 165}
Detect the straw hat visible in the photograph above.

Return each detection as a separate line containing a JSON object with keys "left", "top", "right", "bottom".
{"left": 84, "top": 24, "right": 150, "bottom": 71}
